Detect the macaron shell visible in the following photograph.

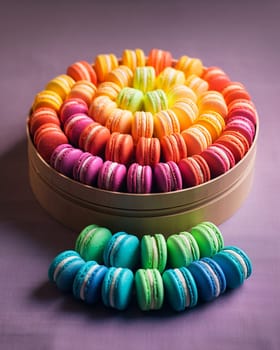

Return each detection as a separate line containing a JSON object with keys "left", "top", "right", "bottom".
{"left": 160, "top": 133, "right": 187, "bottom": 163}
{"left": 102, "top": 267, "right": 134, "bottom": 310}
{"left": 135, "top": 137, "right": 161, "bottom": 166}
{"left": 154, "top": 161, "right": 182, "bottom": 192}
{"left": 190, "top": 224, "right": 219, "bottom": 257}
{"left": 97, "top": 160, "right": 127, "bottom": 192}
{"left": 141, "top": 234, "right": 167, "bottom": 273}
{"left": 127, "top": 163, "right": 153, "bottom": 193}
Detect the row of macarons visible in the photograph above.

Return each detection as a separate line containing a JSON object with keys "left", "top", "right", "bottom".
{"left": 43, "top": 136, "right": 246, "bottom": 192}
{"left": 49, "top": 238, "right": 252, "bottom": 311}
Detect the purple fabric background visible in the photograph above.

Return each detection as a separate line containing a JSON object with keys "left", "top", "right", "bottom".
{"left": 1, "top": 0, "right": 279, "bottom": 349}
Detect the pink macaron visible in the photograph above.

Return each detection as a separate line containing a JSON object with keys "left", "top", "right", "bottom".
{"left": 201, "top": 144, "right": 235, "bottom": 178}
{"left": 97, "top": 160, "right": 127, "bottom": 192}
{"left": 73, "top": 152, "right": 103, "bottom": 186}
{"left": 226, "top": 99, "right": 258, "bottom": 125}
{"left": 178, "top": 154, "right": 211, "bottom": 188}
{"left": 59, "top": 97, "right": 88, "bottom": 124}
{"left": 154, "top": 161, "right": 183, "bottom": 192}
{"left": 127, "top": 163, "right": 153, "bottom": 193}
{"left": 50, "top": 144, "right": 84, "bottom": 178}
{"left": 224, "top": 115, "right": 256, "bottom": 146}
{"left": 63, "top": 113, "right": 93, "bottom": 147}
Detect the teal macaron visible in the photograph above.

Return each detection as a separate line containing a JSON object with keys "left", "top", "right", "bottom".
{"left": 167, "top": 231, "right": 200, "bottom": 268}
{"left": 48, "top": 250, "right": 85, "bottom": 292}
{"left": 190, "top": 221, "right": 224, "bottom": 257}
{"left": 101, "top": 267, "right": 134, "bottom": 310}
{"left": 212, "top": 245, "right": 252, "bottom": 289}
{"left": 135, "top": 268, "right": 164, "bottom": 311}
{"left": 162, "top": 267, "right": 198, "bottom": 311}
{"left": 141, "top": 233, "right": 167, "bottom": 273}
{"left": 103, "top": 231, "right": 140, "bottom": 269}
{"left": 75, "top": 224, "right": 112, "bottom": 263}
{"left": 188, "top": 257, "right": 226, "bottom": 302}
{"left": 72, "top": 261, "right": 108, "bottom": 304}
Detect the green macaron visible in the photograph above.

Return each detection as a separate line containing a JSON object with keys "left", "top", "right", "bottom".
{"left": 135, "top": 268, "right": 164, "bottom": 311}
{"left": 190, "top": 221, "right": 224, "bottom": 257}
{"left": 167, "top": 231, "right": 200, "bottom": 268}
{"left": 141, "top": 234, "right": 167, "bottom": 273}
{"left": 75, "top": 224, "right": 112, "bottom": 263}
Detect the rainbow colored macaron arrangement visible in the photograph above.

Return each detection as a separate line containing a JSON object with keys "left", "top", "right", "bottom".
{"left": 29, "top": 48, "right": 258, "bottom": 193}
{"left": 48, "top": 221, "right": 252, "bottom": 312}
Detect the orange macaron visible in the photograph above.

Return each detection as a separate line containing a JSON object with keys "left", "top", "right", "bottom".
{"left": 135, "top": 137, "right": 161, "bottom": 166}
{"left": 105, "top": 132, "right": 134, "bottom": 165}
{"left": 160, "top": 133, "right": 187, "bottom": 163}
{"left": 67, "top": 60, "right": 97, "bottom": 85}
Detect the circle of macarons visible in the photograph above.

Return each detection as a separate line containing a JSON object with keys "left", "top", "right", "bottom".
{"left": 48, "top": 221, "right": 253, "bottom": 312}
{"left": 29, "top": 48, "right": 258, "bottom": 192}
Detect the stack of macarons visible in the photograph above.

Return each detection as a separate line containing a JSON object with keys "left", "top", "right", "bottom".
{"left": 48, "top": 221, "right": 252, "bottom": 312}
{"left": 29, "top": 48, "right": 258, "bottom": 192}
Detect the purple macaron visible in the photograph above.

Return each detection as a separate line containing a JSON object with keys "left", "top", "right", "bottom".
{"left": 98, "top": 160, "right": 127, "bottom": 192}
{"left": 73, "top": 152, "right": 103, "bottom": 186}
{"left": 154, "top": 161, "right": 182, "bottom": 192}
{"left": 63, "top": 113, "right": 93, "bottom": 147}
{"left": 127, "top": 163, "right": 153, "bottom": 193}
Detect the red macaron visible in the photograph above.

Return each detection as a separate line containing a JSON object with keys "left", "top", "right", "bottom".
{"left": 178, "top": 154, "right": 211, "bottom": 188}
{"left": 135, "top": 137, "right": 161, "bottom": 166}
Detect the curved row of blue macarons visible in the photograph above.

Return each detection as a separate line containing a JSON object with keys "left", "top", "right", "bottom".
{"left": 48, "top": 244, "right": 252, "bottom": 312}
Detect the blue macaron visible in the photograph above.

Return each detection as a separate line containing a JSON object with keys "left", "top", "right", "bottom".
{"left": 103, "top": 232, "right": 140, "bottom": 269}
{"left": 48, "top": 250, "right": 85, "bottom": 292}
{"left": 188, "top": 257, "right": 226, "bottom": 302}
{"left": 101, "top": 267, "right": 134, "bottom": 310}
{"left": 162, "top": 267, "right": 198, "bottom": 311}
{"left": 212, "top": 245, "right": 252, "bottom": 289}
{"left": 72, "top": 261, "right": 108, "bottom": 304}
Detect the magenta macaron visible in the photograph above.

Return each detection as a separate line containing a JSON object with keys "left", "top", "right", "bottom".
{"left": 154, "top": 161, "right": 182, "bottom": 192}
{"left": 97, "top": 160, "right": 127, "bottom": 192}
{"left": 63, "top": 113, "right": 93, "bottom": 147}
{"left": 73, "top": 152, "right": 103, "bottom": 186}
{"left": 127, "top": 163, "right": 153, "bottom": 193}
{"left": 59, "top": 97, "right": 88, "bottom": 124}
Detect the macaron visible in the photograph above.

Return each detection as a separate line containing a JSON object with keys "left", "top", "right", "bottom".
{"left": 105, "top": 132, "right": 134, "bottom": 165}
{"left": 105, "top": 108, "right": 133, "bottom": 134}
{"left": 50, "top": 144, "right": 83, "bottom": 178}
{"left": 127, "top": 163, "right": 153, "bottom": 193}
{"left": 103, "top": 231, "right": 140, "bottom": 269}
{"left": 154, "top": 161, "right": 183, "bottom": 192}
{"left": 33, "top": 123, "right": 68, "bottom": 163}
{"left": 178, "top": 154, "right": 211, "bottom": 188}
{"left": 97, "top": 160, "right": 127, "bottom": 192}
{"left": 95, "top": 81, "right": 121, "bottom": 101}
{"left": 188, "top": 257, "right": 226, "bottom": 302}
{"left": 201, "top": 144, "right": 234, "bottom": 178}
{"left": 170, "top": 98, "right": 199, "bottom": 130}
{"left": 181, "top": 124, "right": 212, "bottom": 156}
{"left": 32, "top": 90, "right": 63, "bottom": 112}
{"left": 29, "top": 107, "right": 61, "bottom": 136}
{"left": 63, "top": 113, "right": 93, "bottom": 147}
{"left": 162, "top": 267, "right": 198, "bottom": 311}
{"left": 94, "top": 53, "right": 119, "bottom": 82}
{"left": 122, "top": 48, "right": 146, "bottom": 71}
{"left": 135, "top": 268, "right": 164, "bottom": 311}
{"left": 185, "top": 74, "right": 209, "bottom": 97}
{"left": 156, "top": 67, "right": 185, "bottom": 92}
{"left": 75, "top": 224, "right": 112, "bottom": 263}
{"left": 212, "top": 246, "right": 252, "bottom": 289}
{"left": 72, "top": 152, "right": 103, "bottom": 186}
{"left": 135, "top": 137, "right": 160, "bottom": 166}
{"left": 131, "top": 111, "right": 154, "bottom": 143}
{"left": 190, "top": 221, "right": 224, "bottom": 258}
{"left": 147, "top": 48, "right": 173, "bottom": 75}
{"left": 48, "top": 250, "right": 85, "bottom": 292}
{"left": 45, "top": 74, "right": 75, "bottom": 100}
{"left": 160, "top": 132, "right": 187, "bottom": 163}
{"left": 167, "top": 231, "right": 200, "bottom": 268}
{"left": 167, "top": 84, "right": 197, "bottom": 106}
{"left": 79, "top": 122, "right": 111, "bottom": 157}
{"left": 224, "top": 116, "right": 256, "bottom": 146}
{"left": 72, "top": 261, "right": 108, "bottom": 304}
{"left": 116, "top": 87, "right": 144, "bottom": 112}
{"left": 133, "top": 66, "right": 156, "bottom": 93}
{"left": 88, "top": 95, "right": 117, "bottom": 125}
{"left": 101, "top": 267, "right": 134, "bottom": 310}
{"left": 222, "top": 81, "right": 251, "bottom": 105}
{"left": 141, "top": 234, "right": 167, "bottom": 273}
{"left": 196, "top": 110, "right": 225, "bottom": 142}
{"left": 215, "top": 131, "right": 247, "bottom": 162}
{"left": 106, "top": 65, "right": 133, "bottom": 88}
{"left": 226, "top": 99, "right": 258, "bottom": 125}
{"left": 198, "top": 90, "right": 228, "bottom": 118}
{"left": 67, "top": 60, "right": 97, "bottom": 84}
{"left": 68, "top": 80, "right": 97, "bottom": 106}
{"left": 143, "top": 89, "right": 168, "bottom": 114}
{"left": 175, "top": 55, "right": 204, "bottom": 77}
{"left": 153, "top": 109, "right": 180, "bottom": 139}
{"left": 59, "top": 97, "right": 88, "bottom": 124}
{"left": 202, "top": 66, "right": 231, "bottom": 92}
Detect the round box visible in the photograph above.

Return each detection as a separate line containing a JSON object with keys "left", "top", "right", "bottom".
{"left": 27, "top": 121, "right": 258, "bottom": 236}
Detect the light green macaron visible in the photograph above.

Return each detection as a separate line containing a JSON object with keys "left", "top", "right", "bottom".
{"left": 141, "top": 233, "right": 167, "bottom": 273}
